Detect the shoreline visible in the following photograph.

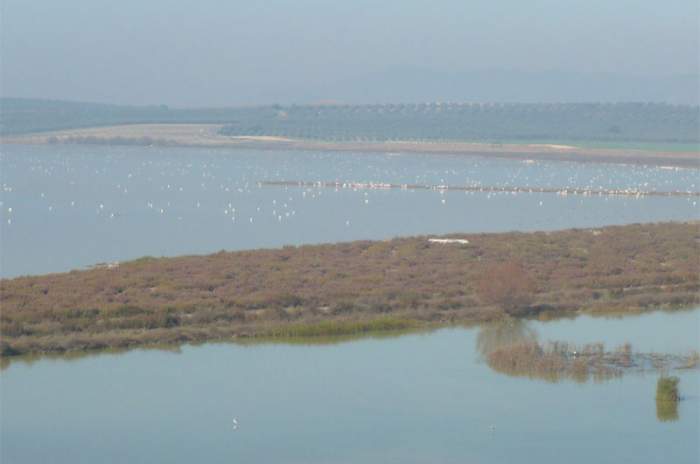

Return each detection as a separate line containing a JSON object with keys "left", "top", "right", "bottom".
{"left": 4, "top": 310, "right": 699, "bottom": 372}
{"left": 2, "top": 123, "right": 698, "bottom": 168}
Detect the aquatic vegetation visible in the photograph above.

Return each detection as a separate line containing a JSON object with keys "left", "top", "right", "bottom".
{"left": 656, "top": 376, "right": 681, "bottom": 422}
{"left": 486, "top": 341, "right": 696, "bottom": 384}
{"left": 486, "top": 340, "right": 619, "bottom": 383}
{"left": 259, "top": 317, "right": 419, "bottom": 338}
{"left": 656, "top": 376, "right": 680, "bottom": 401}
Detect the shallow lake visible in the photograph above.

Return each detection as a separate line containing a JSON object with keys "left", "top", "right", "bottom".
{"left": 1, "top": 309, "right": 698, "bottom": 464}
{"left": 1, "top": 144, "right": 698, "bottom": 462}
{"left": 0, "top": 144, "right": 698, "bottom": 277}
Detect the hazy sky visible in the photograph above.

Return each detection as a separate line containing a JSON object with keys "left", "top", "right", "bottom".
{"left": 1, "top": 0, "right": 698, "bottom": 106}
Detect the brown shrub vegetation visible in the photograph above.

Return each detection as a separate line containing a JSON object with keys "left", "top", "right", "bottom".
{"left": 0, "top": 222, "right": 698, "bottom": 357}
{"left": 476, "top": 261, "right": 536, "bottom": 315}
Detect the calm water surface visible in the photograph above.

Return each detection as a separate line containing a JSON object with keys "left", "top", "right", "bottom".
{"left": 0, "top": 144, "right": 697, "bottom": 277}
{"left": 1, "top": 309, "right": 698, "bottom": 464}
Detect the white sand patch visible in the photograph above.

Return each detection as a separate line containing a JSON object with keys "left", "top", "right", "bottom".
{"left": 228, "top": 135, "right": 295, "bottom": 142}
{"left": 429, "top": 238, "right": 470, "bottom": 245}
{"left": 527, "top": 144, "right": 577, "bottom": 151}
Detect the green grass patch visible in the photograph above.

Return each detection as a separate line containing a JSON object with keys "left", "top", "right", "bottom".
{"left": 260, "top": 317, "right": 421, "bottom": 339}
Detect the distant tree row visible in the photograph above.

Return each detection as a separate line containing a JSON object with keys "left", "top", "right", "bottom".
{"left": 2, "top": 98, "right": 697, "bottom": 143}
{"left": 219, "top": 103, "right": 699, "bottom": 143}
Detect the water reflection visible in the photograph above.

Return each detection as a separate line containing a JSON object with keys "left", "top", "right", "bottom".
{"left": 0, "top": 344, "right": 184, "bottom": 372}
{"left": 476, "top": 321, "right": 697, "bottom": 385}
{"left": 476, "top": 319, "right": 538, "bottom": 359}
{"left": 0, "top": 326, "right": 430, "bottom": 372}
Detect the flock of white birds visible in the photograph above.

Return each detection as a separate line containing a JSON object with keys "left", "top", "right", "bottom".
{"left": 0, "top": 145, "right": 698, "bottom": 276}
{"left": 0, "top": 148, "right": 698, "bottom": 230}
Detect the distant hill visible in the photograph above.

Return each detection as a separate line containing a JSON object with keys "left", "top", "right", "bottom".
{"left": 326, "top": 69, "right": 700, "bottom": 106}
{"left": 1, "top": 98, "right": 698, "bottom": 144}
{"left": 0, "top": 98, "right": 251, "bottom": 135}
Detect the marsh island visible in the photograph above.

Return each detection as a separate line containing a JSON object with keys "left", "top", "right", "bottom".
{"left": 1, "top": 221, "right": 697, "bottom": 357}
